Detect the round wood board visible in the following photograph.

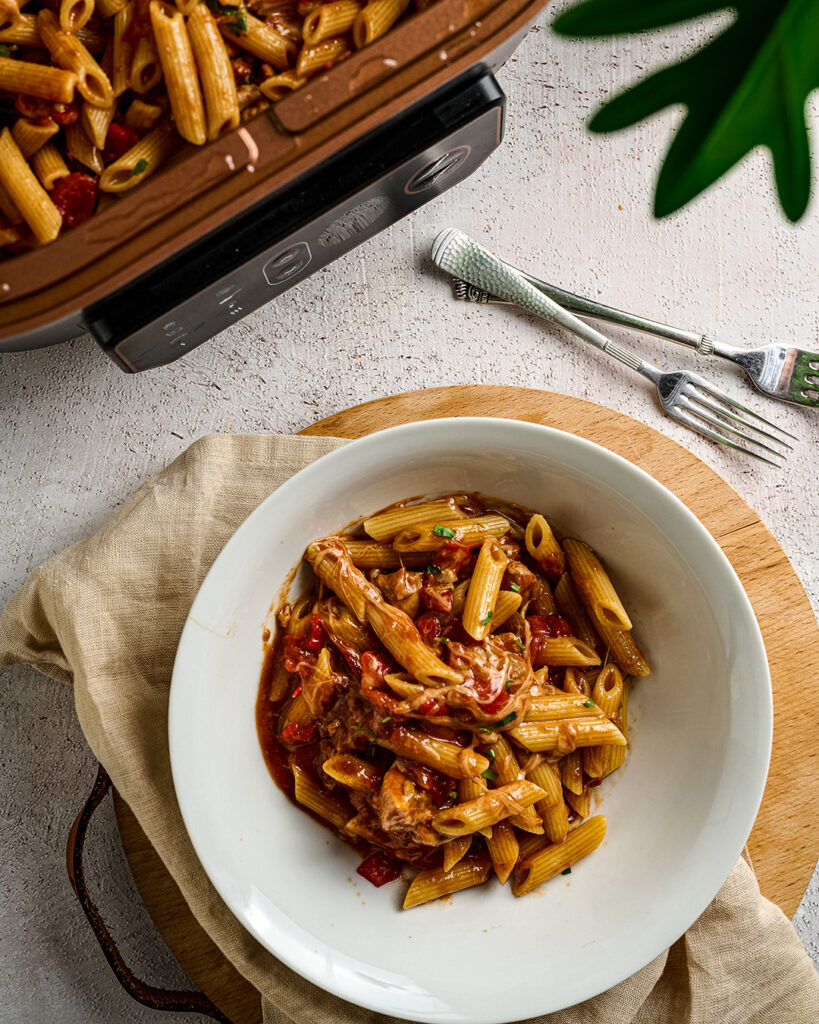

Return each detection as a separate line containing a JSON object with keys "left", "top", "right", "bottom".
{"left": 114, "top": 386, "right": 819, "bottom": 1024}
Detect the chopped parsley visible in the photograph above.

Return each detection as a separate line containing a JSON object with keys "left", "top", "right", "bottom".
{"left": 381, "top": 716, "right": 393, "bottom": 723}
{"left": 449, "top": 790, "right": 458, "bottom": 801}
{"left": 354, "top": 726, "right": 377, "bottom": 739}
{"left": 583, "top": 698, "right": 595, "bottom": 708}
{"left": 0, "top": 44, "right": 14, "bottom": 57}
{"left": 131, "top": 158, "right": 149, "bottom": 176}
{"left": 480, "top": 611, "right": 493, "bottom": 625}
{"left": 477, "top": 726, "right": 493, "bottom": 734}
{"left": 561, "top": 867, "right": 572, "bottom": 875}
{"left": 426, "top": 563, "right": 441, "bottom": 575}
{"left": 481, "top": 768, "right": 498, "bottom": 782}
{"left": 487, "top": 748, "right": 495, "bottom": 761}
{"left": 497, "top": 712, "right": 517, "bottom": 727}
{"left": 513, "top": 636, "right": 525, "bottom": 650}
{"left": 432, "top": 524, "right": 455, "bottom": 539}
{"left": 226, "top": 12, "right": 247, "bottom": 33}
{"left": 505, "top": 680, "right": 513, "bottom": 691}
{"left": 509, "top": 581, "right": 521, "bottom": 593}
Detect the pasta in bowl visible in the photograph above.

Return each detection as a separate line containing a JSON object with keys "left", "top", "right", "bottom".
{"left": 169, "top": 418, "right": 772, "bottom": 1023}
{"left": 257, "top": 495, "right": 647, "bottom": 907}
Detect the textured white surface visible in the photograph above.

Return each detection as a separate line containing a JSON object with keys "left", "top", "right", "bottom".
{"left": 1, "top": 2, "right": 817, "bottom": 1020}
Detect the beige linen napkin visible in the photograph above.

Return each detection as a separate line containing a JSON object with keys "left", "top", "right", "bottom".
{"left": 1, "top": 433, "right": 816, "bottom": 1024}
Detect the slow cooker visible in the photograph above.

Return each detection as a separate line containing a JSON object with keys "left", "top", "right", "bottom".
{"left": 0, "top": 0, "right": 548, "bottom": 371}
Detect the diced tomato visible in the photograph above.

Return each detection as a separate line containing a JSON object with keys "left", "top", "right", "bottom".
{"left": 432, "top": 541, "right": 473, "bottom": 575}
{"left": 361, "top": 650, "right": 393, "bottom": 686}
{"left": 356, "top": 849, "right": 401, "bottom": 887}
{"left": 50, "top": 173, "right": 98, "bottom": 229}
{"left": 547, "top": 666, "right": 564, "bottom": 687}
{"left": 417, "top": 696, "right": 447, "bottom": 717}
{"left": 528, "top": 613, "right": 574, "bottom": 668}
{"left": 103, "top": 122, "right": 140, "bottom": 164}
{"left": 301, "top": 613, "right": 325, "bottom": 652}
{"left": 441, "top": 618, "right": 472, "bottom": 645}
{"left": 231, "top": 55, "right": 254, "bottom": 83}
{"left": 280, "top": 721, "right": 317, "bottom": 745}
{"left": 528, "top": 614, "right": 574, "bottom": 638}
{"left": 15, "top": 96, "right": 78, "bottom": 125}
{"left": 416, "top": 615, "right": 441, "bottom": 645}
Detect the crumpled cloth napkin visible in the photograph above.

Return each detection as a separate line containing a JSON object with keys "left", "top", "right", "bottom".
{"left": 1, "top": 433, "right": 816, "bottom": 1024}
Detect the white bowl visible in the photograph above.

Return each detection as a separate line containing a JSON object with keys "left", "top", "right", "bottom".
{"left": 169, "top": 418, "right": 772, "bottom": 1023}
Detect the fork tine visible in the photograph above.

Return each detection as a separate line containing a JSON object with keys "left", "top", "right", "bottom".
{"left": 689, "top": 376, "right": 798, "bottom": 440}
{"left": 679, "top": 398, "right": 789, "bottom": 460}
{"left": 685, "top": 390, "right": 794, "bottom": 450}
{"left": 672, "top": 407, "right": 785, "bottom": 467}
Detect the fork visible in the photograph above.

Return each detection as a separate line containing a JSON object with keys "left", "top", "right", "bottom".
{"left": 449, "top": 273, "right": 819, "bottom": 409}
{"left": 431, "top": 228, "right": 795, "bottom": 466}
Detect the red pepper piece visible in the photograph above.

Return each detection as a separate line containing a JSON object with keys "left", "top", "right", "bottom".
{"left": 356, "top": 849, "right": 402, "bottom": 887}
{"left": 103, "top": 122, "right": 140, "bottom": 164}
{"left": 50, "top": 173, "right": 98, "bottom": 228}
{"left": 280, "top": 721, "right": 317, "bottom": 745}
{"left": 416, "top": 615, "right": 441, "bottom": 645}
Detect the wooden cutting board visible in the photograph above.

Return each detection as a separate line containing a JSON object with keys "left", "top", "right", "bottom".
{"left": 114, "top": 386, "right": 819, "bottom": 1024}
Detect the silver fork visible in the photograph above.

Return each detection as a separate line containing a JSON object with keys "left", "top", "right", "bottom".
{"left": 450, "top": 273, "right": 819, "bottom": 409}
{"left": 432, "top": 228, "right": 795, "bottom": 466}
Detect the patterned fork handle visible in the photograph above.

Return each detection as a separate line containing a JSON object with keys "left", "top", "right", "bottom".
{"left": 431, "top": 227, "right": 656, "bottom": 381}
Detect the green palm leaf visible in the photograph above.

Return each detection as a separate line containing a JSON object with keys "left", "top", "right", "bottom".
{"left": 552, "top": 0, "right": 819, "bottom": 220}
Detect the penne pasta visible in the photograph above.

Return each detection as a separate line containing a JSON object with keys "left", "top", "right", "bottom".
{"left": 95, "top": 0, "right": 127, "bottom": 14}
{"left": 38, "top": 9, "right": 113, "bottom": 106}
{"left": 554, "top": 572, "right": 600, "bottom": 651}
{"left": 340, "top": 538, "right": 426, "bottom": 570}
{"left": 462, "top": 538, "right": 507, "bottom": 641}
{"left": 583, "top": 664, "right": 624, "bottom": 779}
{"left": 486, "top": 820, "right": 518, "bottom": 884}
{"left": 0, "top": 181, "right": 23, "bottom": 223}
{"left": 58, "top": 0, "right": 93, "bottom": 33}
{"left": 259, "top": 69, "right": 308, "bottom": 101}
{"left": 363, "top": 499, "right": 466, "bottom": 542}
{"left": 510, "top": 717, "right": 626, "bottom": 753}
{"left": 442, "top": 835, "right": 471, "bottom": 872}
{"left": 380, "top": 728, "right": 489, "bottom": 779}
{"left": 111, "top": 1, "right": 132, "bottom": 97}
{"left": 0, "top": 0, "right": 21, "bottom": 30}
{"left": 98, "top": 121, "right": 177, "bottom": 192}
{"left": 352, "top": 0, "right": 409, "bottom": 47}
{"left": 123, "top": 96, "right": 164, "bottom": 132}
{"left": 531, "top": 636, "right": 601, "bottom": 667}
{"left": 306, "top": 538, "right": 460, "bottom": 686}
{"left": 491, "top": 735, "right": 543, "bottom": 834}
{"left": 65, "top": 119, "right": 103, "bottom": 173}
{"left": 292, "top": 762, "right": 353, "bottom": 831}
{"left": 81, "top": 99, "right": 115, "bottom": 151}
{"left": 303, "top": 0, "right": 360, "bottom": 43}
{"left": 403, "top": 855, "right": 491, "bottom": 909}
{"left": 11, "top": 117, "right": 57, "bottom": 158}
{"left": 524, "top": 514, "right": 565, "bottom": 577}
{"left": 295, "top": 35, "right": 347, "bottom": 77}
{"left": 321, "top": 754, "right": 382, "bottom": 791}
{"left": 563, "top": 539, "right": 632, "bottom": 630}
{"left": 257, "top": 493, "right": 649, "bottom": 909}
{"left": 31, "top": 140, "right": 69, "bottom": 189}
{"left": 0, "top": 127, "right": 61, "bottom": 243}
{"left": 587, "top": 604, "right": 651, "bottom": 677}
{"left": 605, "top": 678, "right": 629, "bottom": 776}
{"left": 0, "top": 54, "right": 77, "bottom": 101}
{"left": 149, "top": 1, "right": 205, "bottom": 145}
{"left": 221, "top": 9, "right": 296, "bottom": 71}
{"left": 432, "top": 780, "right": 545, "bottom": 837}
{"left": 511, "top": 816, "right": 607, "bottom": 896}
{"left": 187, "top": 3, "right": 239, "bottom": 141}
{"left": 393, "top": 515, "right": 510, "bottom": 553}
{"left": 130, "top": 29, "right": 163, "bottom": 93}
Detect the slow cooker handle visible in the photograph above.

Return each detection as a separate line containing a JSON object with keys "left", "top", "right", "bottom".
{"left": 66, "top": 764, "right": 233, "bottom": 1024}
